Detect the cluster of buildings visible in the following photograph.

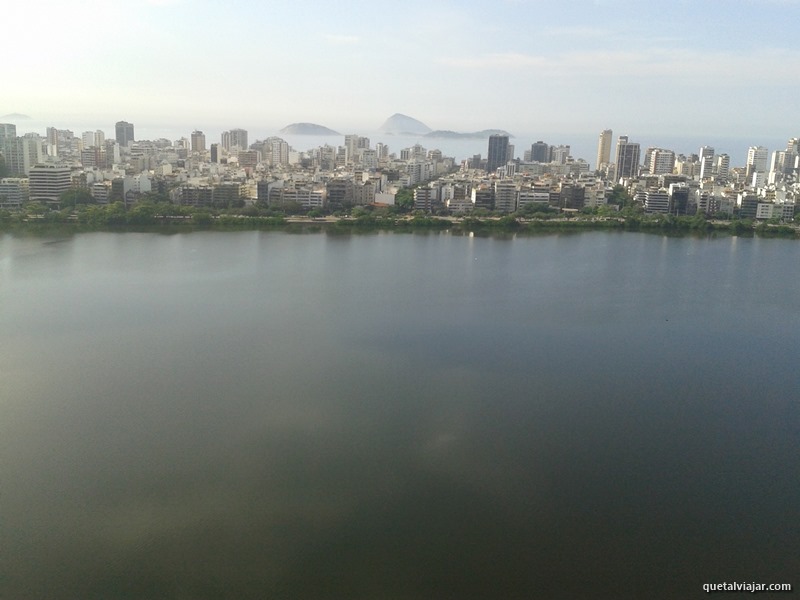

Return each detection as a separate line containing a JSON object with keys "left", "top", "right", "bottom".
{"left": 1, "top": 120, "right": 798, "bottom": 221}
{"left": 416, "top": 131, "right": 798, "bottom": 218}
{"left": 0, "top": 121, "right": 456, "bottom": 212}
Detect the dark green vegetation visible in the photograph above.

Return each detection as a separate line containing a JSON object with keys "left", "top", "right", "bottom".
{"left": 1, "top": 187, "right": 797, "bottom": 238}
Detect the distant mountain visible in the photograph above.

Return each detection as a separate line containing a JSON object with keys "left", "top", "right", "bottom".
{"left": 1, "top": 113, "right": 32, "bottom": 120}
{"left": 279, "top": 123, "right": 340, "bottom": 135}
{"left": 425, "top": 129, "right": 513, "bottom": 139}
{"left": 378, "top": 113, "right": 432, "bottom": 135}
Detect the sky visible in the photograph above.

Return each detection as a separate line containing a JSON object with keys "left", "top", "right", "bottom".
{"left": 4, "top": 0, "right": 800, "bottom": 150}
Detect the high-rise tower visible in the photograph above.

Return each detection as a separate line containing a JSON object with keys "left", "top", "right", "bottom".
{"left": 615, "top": 135, "right": 640, "bottom": 180}
{"left": 191, "top": 130, "right": 206, "bottom": 153}
{"left": 221, "top": 128, "right": 248, "bottom": 151}
{"left": 746, "top": 146, "right": 768, "bottom": 177}
{"left": 530, "top": 141, "right": 549, "bottom": 163}
{"left": 486, "top": 134, "right": 509, "bottom": 173}
{"left": 596, "top": 129, "right": 612, "bottom": 168}
{"left": 0, "top": 123, "right": 17, "bottom": 149}
{"left": 699, "top": 146, "right": 715, "bottom": 179}
{"left": 115, "top": 121, "right": 134, "bottom": 146}
{"left": 715, "top": 154, "right": 730, "bottom": 181}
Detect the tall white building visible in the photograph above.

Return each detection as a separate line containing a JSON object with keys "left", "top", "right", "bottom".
{"left": 746, "top": 146, "right": 768, "bottom": 177}
{"left": 699, "top": 146, "right": 715, "bottom": 179}
{"left": 715, "top": 154, "right": 730, "bottom": 181}
{"left": 221, "top": 128, "right": 248, "bottom": 151}
{"left": 596, "top": 129, "right": 612, "bottom": 169}
{"left": 551, "top": 145, "right": 571, "bottom": 165}
{"left": 648, "top": 148, "right": 675, "bottom": 175}
{"left": 0, "top": 123, "right": 17, "bottom": 151}
{"left": 81, "top": 130, "right": 104, "bottom": 148}
{"left": 2, "top": 136, "right": 43, "bottom": 176}
{"left": 494, "top": 179, "right": 518, "bottom": 213}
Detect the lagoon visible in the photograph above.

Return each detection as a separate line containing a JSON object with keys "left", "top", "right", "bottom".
{"left": 1, "top": 230, "right": 798, "bottom": 599}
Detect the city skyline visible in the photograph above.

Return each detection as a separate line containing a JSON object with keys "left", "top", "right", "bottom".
{"left": 5, "top": 115, "right": 797, "bottom": 173}
{"left": 5, "top": 0, "right": 800, "bottom": 140}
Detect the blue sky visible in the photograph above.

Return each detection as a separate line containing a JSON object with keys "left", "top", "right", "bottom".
{"left": 5, "top": 0, "right": 800, "bottom": 141}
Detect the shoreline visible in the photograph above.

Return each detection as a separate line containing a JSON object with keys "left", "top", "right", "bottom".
{"left": 2, "top": 212, "right": 799, "bottom": 239}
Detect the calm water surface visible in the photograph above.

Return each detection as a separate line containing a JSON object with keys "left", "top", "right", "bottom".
{"left": 1, "top": 230, "right": 798, "bottom": 599}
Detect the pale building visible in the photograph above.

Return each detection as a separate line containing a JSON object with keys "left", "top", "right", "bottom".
{"left": 643, "top": 188, "right": 670, "bottom": 213}
{"left": 0, "top": 177, "right": 29, "bottom": 209}
{"left": 82, "top": 131, "right": 95, "bottom": 149}
{"left": 221, "top": 128, "right": 248, "bottom": 151}
{"left": 0, "top": 123, "right": 17, "bottom": 150}
{"left": 746, "top": 146, "right": 768, "bottom": 177}
{"left": 648, "top": 148, "right": 675, "bottom": 175}
{"left": 715, "top": 154, "right": 730, "bottom": 181}
{"left": 413, "top": 186, "right": 438, "bottom": 212}
{"left": 493, "top": 179, "right": 518, "bottom": 213}
{"left": 360, "top": 149, "right": 378, "bottom": 169}
{"left": 91, "top": 181, "right": 112, "bottom": 204}
{"left": 596, "top": 129, "right": 612, "bottom": 168}
{"left": 550, "top": 145, "right": 571, "bottom": 165}
{"left": 699, "top": 146, "right": 715, "bottom": 180}
{"left": 77, "top": 130, "right": 104, "bottom": 153}
{"left": 28, "top": 163, "right": 72, "bottom": 204}
{"left": 2, "top": 136, "right": 44, "bottom": 176}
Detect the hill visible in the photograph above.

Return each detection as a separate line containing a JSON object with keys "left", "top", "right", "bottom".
{"left": 279, "top": 123, "right": 341, "bottom": 135}
{"left": 378, "top": 113, "right": 432, "bottom": 135}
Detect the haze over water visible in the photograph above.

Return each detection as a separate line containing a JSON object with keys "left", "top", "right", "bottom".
{"left": 2, "top": 230, "right": 798, "bottom": 599}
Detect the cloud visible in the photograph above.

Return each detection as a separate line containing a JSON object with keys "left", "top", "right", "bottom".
{"left": 540, "top": 25, "right": 613, "bottom": 38}
{"left": 437, "top": 47, "right": 800, "bottom": 83}
{"left": 438, "top": 53, "right": 548, "bottom": 69}
{"left": 324, "top": 34, "right": 360, "bottom": 45}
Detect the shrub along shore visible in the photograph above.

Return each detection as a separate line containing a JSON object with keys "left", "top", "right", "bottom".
{"left": 1, "top": 201, "right": 798, "bottom": 238}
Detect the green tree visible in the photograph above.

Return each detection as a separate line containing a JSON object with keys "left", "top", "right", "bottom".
{"left": 192, "top": 210, "right": 213, "bottom": 226}
{"left": 282, "top": 201, "right": 304, "bottom": 215}
{"left": 140, "top": 191, "right": 171, "bottom": 203}
{"left": 394, "top": 188, "right": 414, "bottom": 212}
{"left": 105, "top": 202, "right": 128, "bottom": 225}
{"left": 608, "top": 185, "right": 632, "bottom": 208}
{"left": 128, "top": 202, "right": 161, "bottom": 225}
{"left": 59, "top": 188, "right": 96, "bottom": 208}
{"left": 518, "top": 202, "right": 554, "bottom": 217}
{"left": 25, "top": 201, "right": 47, "bottom": 216}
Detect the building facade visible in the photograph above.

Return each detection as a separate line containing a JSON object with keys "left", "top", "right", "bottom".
{"left": 615, "top": 136, "right": 640, "bottom": 180}
{"left": 115, "top": 121, "right": 134, "bottom": 146}
{"left": 29, "top": 164, "right": 72, "bottom": 204}
{"left": 596, "top": 129, "right": 612, "bottom": 168}
{"left": 487, "top": 135, "right": 510, "bottom": 173}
